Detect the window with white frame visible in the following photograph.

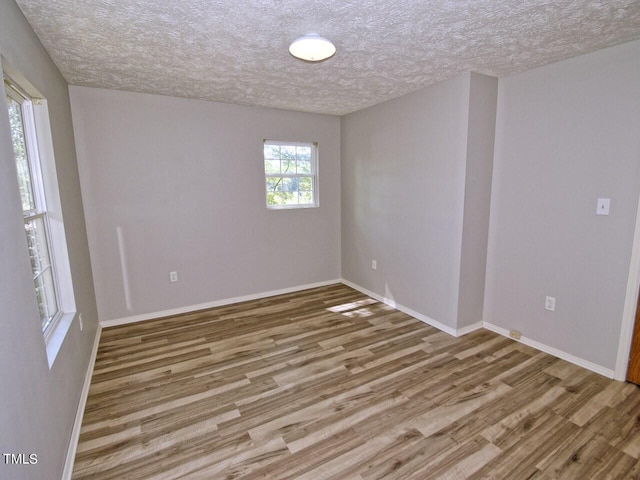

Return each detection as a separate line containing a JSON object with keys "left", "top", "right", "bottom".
{"left": 5, "top": 79, "right": 61, "bottom": 335}
{"left": 264, "top": 140, "right": 318, "bottom": 209}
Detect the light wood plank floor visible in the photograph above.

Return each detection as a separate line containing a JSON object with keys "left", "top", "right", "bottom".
{"left": 73, "top": 284, "right": 640, "bottom": 479}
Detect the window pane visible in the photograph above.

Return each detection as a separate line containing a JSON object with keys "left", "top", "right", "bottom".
{"left": 281, "top": 145, "right": 296, "bottom": 159}
{"left": 6, "top": 95, "right": 36, "bottom": 212}
{"left": 296, "top": 146, "right": 311, "bottom": 161}
{"left": 280, "top": 177, "right": 296, "bottom": 192}
{"left": 264, "top": 144, "right": 280, "bottom": 160}
{"left": 264, "top": 159, "right": 280, "bottom": 174}
{"left": 25, "top": 216, "right": 58, "bottom": 330}
{"left": 268, "top": 191, "right": 297, "bottom": 206}
{"left": 266, "top": 177, "right": 282, "bottom": 192}
{"left": 280, "top": 158, "right": 295, "bottom": 173}
{"left": 25, "top": 217, "right": 52, "bottom": 278}
{"left": 35, "top": 266, "right": 58, "bottom": 331}
{"left": 299, "top": 191, "right": 313, "bottom": 205}
{"left": 297, "top": 160, "right": 311, "bottom": 174}
{"left": 298, "top": 177, "right": 312, "bottom": 191}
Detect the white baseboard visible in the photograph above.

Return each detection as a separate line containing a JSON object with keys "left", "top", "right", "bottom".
{"left": 101, "top": 279, "right": 342, "bottom": 328}
{"left": 340, "top": 279, "right": 482, "bottom": 337}
{"left": 483, "top": 321, "right": 614, "bottom": 379}
{"left": 62, "top": 324, "right": 102, "bottom": 480}
{"left": 340, "top": 279, "right": 613, "bottom": 378}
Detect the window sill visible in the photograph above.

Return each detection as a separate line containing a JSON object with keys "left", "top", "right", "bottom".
{"left": 45, "top": 311, "right": 75, "bottom": 369}
{"left": 267, "top": 204, "right": 319, "bottom": 210}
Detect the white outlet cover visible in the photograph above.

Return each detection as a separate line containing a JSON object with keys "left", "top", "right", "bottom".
{"left": 545, "top": 296, "right": 556, "bottom": 311}
{"left": 596, "top": 198, "right": 610, "bottom": 215}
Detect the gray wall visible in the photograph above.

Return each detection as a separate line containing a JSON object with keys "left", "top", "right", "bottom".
{"left": 484, "top": 40, "right": 640, "bottom": 370}
{"left": 69, "top": 87, "right": 341, "bottom": 322}
{"left": 341, "top": 74, "right": 469, "bottom": 329}
{"left": 0, "top": 2, "right": 99, "bottom": 479}
{"left": 341, "top": 73, "right": 495, "bottom": 331}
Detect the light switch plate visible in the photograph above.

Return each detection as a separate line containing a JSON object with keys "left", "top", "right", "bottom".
{"left": 597, "top": 198, "right": 610, "bottom": 215}
{"left": 545, "top": 296, "right": 556, "bottom": 311}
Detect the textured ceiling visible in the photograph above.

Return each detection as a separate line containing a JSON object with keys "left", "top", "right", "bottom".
{"left": 15, "top": 0, "right": 640, "bottom": 115}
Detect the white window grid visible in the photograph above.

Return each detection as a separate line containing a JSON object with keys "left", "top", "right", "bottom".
{"left": 263, "top": 140, "right": 319, "bottom": 209}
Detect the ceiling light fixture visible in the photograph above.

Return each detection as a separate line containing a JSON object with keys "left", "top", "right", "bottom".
{"left": 289, "top": 33, "right": 336, "bottom": 62}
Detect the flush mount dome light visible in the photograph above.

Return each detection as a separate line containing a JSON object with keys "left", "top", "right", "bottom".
{"left": 289, "top": 33, "right": 336, "bottom": 62}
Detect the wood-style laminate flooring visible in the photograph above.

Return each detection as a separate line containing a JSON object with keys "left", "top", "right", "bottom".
{"left": 73, "top": 284, "right": 640, "bottom": 479}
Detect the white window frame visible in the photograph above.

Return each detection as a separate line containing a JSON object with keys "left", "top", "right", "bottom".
{"left": 263, "top": 140, "right": 319, "bottom": 209}
{"left": 4, "top": 69, "right": 76, "bottom": 366}
{"left": 6, "top": 80, "right": 62, "bottom": 333}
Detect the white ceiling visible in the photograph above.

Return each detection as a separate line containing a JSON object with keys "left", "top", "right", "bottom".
{"left": 15, "top": 0, "right": 640, "bottom": 115}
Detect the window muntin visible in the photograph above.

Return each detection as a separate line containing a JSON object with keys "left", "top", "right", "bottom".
{"left": 264, "top": 141, "right": 318, "bottom": 209}
{"left": 6, "top": 82, "right": 60, "bottom": 333}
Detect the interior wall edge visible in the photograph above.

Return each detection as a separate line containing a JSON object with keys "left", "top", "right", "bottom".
{"left": 341, "top": 278, "right": 482, "bottom": 337}
{"left": 615, "top": 191, "right": 640, "bottom": 380}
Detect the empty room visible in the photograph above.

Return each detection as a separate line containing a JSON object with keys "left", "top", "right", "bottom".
{"left": 2, "top": 0, "right": 640, "bottom": 478}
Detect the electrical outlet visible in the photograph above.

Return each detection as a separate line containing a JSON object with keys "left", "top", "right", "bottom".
{"left": 371, "top": 260, "right": 377, "bottom": 270}
{"left": 596, "top": 198, "right": 610, "bottom": 216}
{"left": 78, "top": 313, "right": 83, "bottom": 331}
{"left": 509, "top": 330, "right": 521, "bottom": 340}
{"left": 170, "top": 271, "right": 178, "bottom": 283}
{"left": 545, "top": 296, "right": 556, "bottom": 311}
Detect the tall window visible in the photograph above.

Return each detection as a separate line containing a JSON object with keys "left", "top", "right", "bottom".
{"left": 264, "top": 141, "right": 318, "bottom": 209}
{"left": 6, "top": 80, "right": 60, "bottom": 333}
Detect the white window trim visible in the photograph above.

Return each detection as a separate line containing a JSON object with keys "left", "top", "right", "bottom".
{"left": 4, "top": 69, "right": 77, "bottom": 367}
{"left": 263, "top": 140, "right": 319, "bottom": 210}
{"left": 32, "top": 99, "right": 76, "bottom": 318}
{"left": 21, "top": 95, "right": 65, "bottom": 341}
